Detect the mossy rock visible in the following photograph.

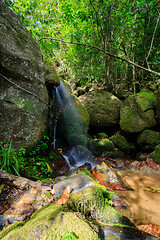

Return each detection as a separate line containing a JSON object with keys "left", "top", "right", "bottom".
{"left": 110, "top": 134, "right": 131, "bottom": 153}
{"left": 148, "top": 144, "right": 160, "bottom": 164}
{"left": 137, "top": 130, "right": 160, "bottom": 151}
{"left": 79, "top": 90, "right": 121, "bottom": 128}
{"left": 97, "top": 133, "right": 109, "bottom": 139}
{"left": 88, "top": 138, "right": 114, "bottom": 155}
{"left": 104, "top": 149, "right": 124, "bottom": 158}
{"left": 0, "top": 204, "right": 99, "bottom": 240}
{"left": 67, "top": 179, "right": 133, "bottom": 228}
{"left": 43, "top": 55, "right": 60, "bottom": 87}
{"left": 120, "top": 92, "right": 157, "bottom": 133}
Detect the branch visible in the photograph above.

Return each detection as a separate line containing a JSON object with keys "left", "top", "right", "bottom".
{"left": 0, "top": 170, "right": 52, "bottom": 190}
{"left": 146, "top": 12, "right": 160, "bottom": 60}
{"left": 0, "top": 73, "right": 48, "bottom": 106}
{"left": 38, "top": 37, "right": 160, "bottom": 77}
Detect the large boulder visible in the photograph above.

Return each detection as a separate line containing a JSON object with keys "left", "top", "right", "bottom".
{"left": 0, "top": 1, "right": 59, "bottom": 149}
{"left": 79, "top": 90, "right": 121, "bottom": 128}
{"left": 120, "top": 92, "right": 158, "bottom": 133}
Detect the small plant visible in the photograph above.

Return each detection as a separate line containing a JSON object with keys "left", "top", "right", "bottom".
{"left": 58, "top": 232, "right": 78, "bottom": 240}
{"left": 0, "top": 141, "right": 20, "bottom": 176}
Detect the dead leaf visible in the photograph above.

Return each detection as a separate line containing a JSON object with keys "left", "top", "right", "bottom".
{"left": 55, "top": 186, "right": 70, "bottom": 205}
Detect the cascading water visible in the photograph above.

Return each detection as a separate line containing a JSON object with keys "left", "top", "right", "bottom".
{"left": 55, "top": 80, "right": 99, "bottom": 170}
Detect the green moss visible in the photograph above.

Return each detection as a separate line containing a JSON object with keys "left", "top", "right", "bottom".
{"left": 97, "top": 133, "right": 108, "bottom": 139}
{"left": 137, "top": 130, "right": 160, "bottom": 151}
{"left": 148, "top": 144, "right": 160, "bottom": 164}
{"left": 104, "top": 149, "right": 124, "bottom": 158}
{"left": 88, "top": 138, "right": 114, "bottom": 155}
{"left": 110, "top": 134, "right": 130, "bottom": 153}
{"left": 0, "top": 222, "right": 25, "bottom": 239}
{"left": 137, "top": 91, "right": 155, "bottom": 103}
{"left": 0, "top": 204, "right": 99, "bottom": 240}
{"left": 43, "top": 55, "right": 60, "bottom": 86}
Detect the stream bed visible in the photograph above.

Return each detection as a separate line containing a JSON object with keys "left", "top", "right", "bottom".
{"left": 116, "top": 170, "right": 160, "bottom": 226}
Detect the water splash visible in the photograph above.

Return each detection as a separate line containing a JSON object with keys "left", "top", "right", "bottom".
{"left": 62, "top": 146, "right": 99, "bottom": 171}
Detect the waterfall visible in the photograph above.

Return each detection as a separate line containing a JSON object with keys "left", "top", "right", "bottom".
{"left": 55, "top": 80, "right": 99, "bottom": 170}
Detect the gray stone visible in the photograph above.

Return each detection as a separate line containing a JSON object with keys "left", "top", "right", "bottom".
{"left": 0, "top": 1, "right": 58, "bottom": 149}
{"left": 54, "top": 173, "right": 93, "bottom": 201}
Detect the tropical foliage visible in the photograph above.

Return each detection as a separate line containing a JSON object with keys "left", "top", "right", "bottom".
{"left": 8, "top": 0, "right": 160, "bottom": 91}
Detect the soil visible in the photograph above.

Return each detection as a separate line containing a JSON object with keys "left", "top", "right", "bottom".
{"left": 116, "top": 170, "right": 160, "bottom": 226}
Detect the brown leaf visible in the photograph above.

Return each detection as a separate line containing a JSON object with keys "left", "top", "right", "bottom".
{"left": 55, "top": 186, "right": 70, "bottom": 205}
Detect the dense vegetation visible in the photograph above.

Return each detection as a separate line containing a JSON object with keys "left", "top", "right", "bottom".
{"left": 8, "top": 0, "right": 160, "bottom": 92}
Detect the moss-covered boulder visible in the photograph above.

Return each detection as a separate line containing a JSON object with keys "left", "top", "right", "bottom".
{"left": 88, "top": 138, "right": 114, "bottom": 155}
{"left": 0, "top": 204, "right": 99, "bottom": 240}
{"left": 137, "top": 130, "right": 160, "bottom": 151}
{"left": 110, "top": 133, "right": 134, "bottom": 153}
{"left": 120, "top": 92, "right": 157, "bottom": 133}
{"left": 79, "top": 90, "right": 121, "bottom": 128}
{"left": 149, "top": 144, "right": 160, "bottom": 164}
{"left": 57, "top": 82, "right": 90, "bottom": 146}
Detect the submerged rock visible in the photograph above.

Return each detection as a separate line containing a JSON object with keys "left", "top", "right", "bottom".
{"left": 91, "top": 162, "right": 132, "bottom": 191}
{"left": 99, "top": 224, "right": 159, "bottom": 240}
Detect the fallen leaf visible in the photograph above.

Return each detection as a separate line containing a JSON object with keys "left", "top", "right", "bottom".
{"left": 55, "top": 186, "right": 70, "bottom": 205}
{"left": 45, "top": 162, "right": 52, "bottom": 172}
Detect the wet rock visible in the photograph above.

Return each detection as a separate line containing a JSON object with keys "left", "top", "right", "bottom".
{"left": 62, "top": 146, "right": 97, "bottom": 171}
{"left": 137, "top": 224, "right": 160, "bottom": 238}
{"left": 0, "top": 188, "right": 53, "bottom": 228}
{"left": 98, "top": 224, "right": 159, "bottom": 240}
{"left": 91, "top": 162, "right": 132, "bottom": 190}
{"left": 54, "top": 173, "right": 94, "bottom": 201}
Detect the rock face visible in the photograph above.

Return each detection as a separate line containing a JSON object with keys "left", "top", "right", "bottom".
{"left": 0, "top": 1, "right": 59, "bottom": 149}
{"left": 79, "top": 90, "right": 121, "bottom": 128}
{"left": 120, "top": 92, "right": 157, "bottom": 133}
